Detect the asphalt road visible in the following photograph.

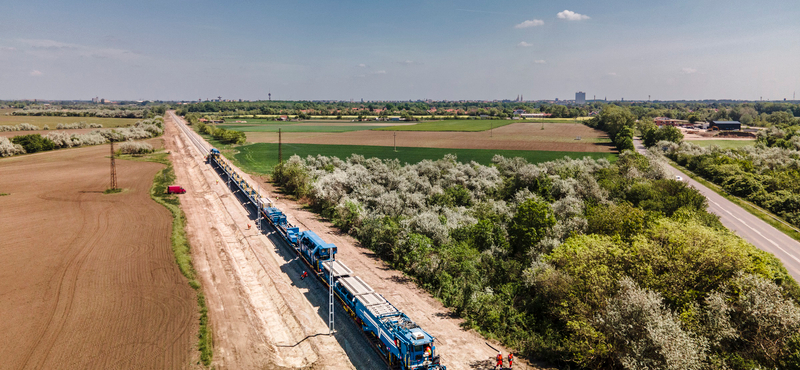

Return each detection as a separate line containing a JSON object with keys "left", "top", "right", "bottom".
{"left": 634, "top": 139, "right": 800, "bottom": 282}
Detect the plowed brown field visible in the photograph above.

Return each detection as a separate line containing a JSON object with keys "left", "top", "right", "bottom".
{"left": 246, "top": 122, "right": 614, "bottom": 152}
{"left": 0, "top": 141, "right": 196, "bottom": 369}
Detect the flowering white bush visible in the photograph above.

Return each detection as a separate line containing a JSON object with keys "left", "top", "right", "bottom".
{"left": 599, "top": 277, "right": 708, "bottom": 370}
{"left": 118, "top": 141, "right": 154, "bottom": 155}
{"left": 0, "top": 137, "right": 25, "bottom": 157}
{"left": 0, "top": 123, "right": 40, "bottom": 132}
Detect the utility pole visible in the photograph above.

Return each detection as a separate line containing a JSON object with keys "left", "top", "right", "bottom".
{"left": 278, "top": 128, "right": 283, "bottom": 164}
{"left": 393, "top": 132, "right": 397, "bottom": 152}
{"left": 110, "top": 140, "right": 117, "bottom": 190}
{"left": 329, "top": 259, "right": 335, "bottom": 335}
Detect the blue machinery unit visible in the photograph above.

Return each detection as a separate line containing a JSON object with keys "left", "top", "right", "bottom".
{"left": 206, "top": 149, "right": 446, "bottom": 370}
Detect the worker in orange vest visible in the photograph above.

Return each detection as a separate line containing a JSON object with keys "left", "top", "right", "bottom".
{"left": 508, "top": 353, "right": 513, "bottom": 368}
{"left": 495, "top": 352, "right": 503, "bottom": 369}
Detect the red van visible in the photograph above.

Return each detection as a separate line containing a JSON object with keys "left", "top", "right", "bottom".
{"left": 167, "top": 185, "right": 187, "bottom": 194}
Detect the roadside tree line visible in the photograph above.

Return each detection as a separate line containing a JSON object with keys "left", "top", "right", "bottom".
{"left": 657, "top": 140, "right": 800, "bottom": 228}
{"left": 273, "top": 151, "right": 800, "bottom": 370}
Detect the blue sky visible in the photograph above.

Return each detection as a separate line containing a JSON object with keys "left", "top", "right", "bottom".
{"left": 1, "top": 0, "right": 798, "bottom": 101}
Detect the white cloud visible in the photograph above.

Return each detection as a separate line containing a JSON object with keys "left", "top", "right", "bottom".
{"left": 514, "top": 19, "right": 544, "bottom": 29}
{"left": 518, "top": 41, "right": 532, "bottom": 47}
{"left": 18, "top": 38, "right": 139, "bottom": 60}
{"left": 534, "top": 59, "right": 546, "bottom": 64}
{"left": 557, "top": 10, "right": 590, "bottom": 21}
{"left": 681, "top": 67, "right": 697, "bottom": 74}
{"left": 20, "top": 39, "right": 78, "bottom": 49}
{"left": 607, "top": 72, "right": 618, "bottom": 77}
{"left": 357, "top": 69, "right": 388, "bottom": 78}
{"left": 400, "top": 60, "right": 415, "bottom": 65}
{"left": 358, "top": 63, "right": 366, "bottom": 67}
{"left": 30, "top": 70, "right": 43, "bottom": 76}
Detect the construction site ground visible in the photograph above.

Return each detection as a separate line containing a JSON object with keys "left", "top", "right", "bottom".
{"left": 165, "top": 114, "right": 369, "bottom": 369}
{"left": 0, "top": 139, "right": 196, "bottom": 369}
{"left": 168, "top": 113, "right": 547, "bottom": 370}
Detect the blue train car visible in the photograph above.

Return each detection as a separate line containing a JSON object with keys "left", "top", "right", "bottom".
{"left": 298, "top": 230, "right": 337, "bottom": 271}
{"left": 336, "top": 275, "right": 444, "bottom": 369}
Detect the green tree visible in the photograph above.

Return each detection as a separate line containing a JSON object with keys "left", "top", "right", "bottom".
{"left": 11, "top": 134, "right": 56, "bottom": 153}
{"left": 767, "top": 111, "right": 795, "bottom": 126}
{"left": 643, "top": 125, "right": 684, "bottom": 147}
{"left": 508, "top": 198, "right": 556, "bottom": 258}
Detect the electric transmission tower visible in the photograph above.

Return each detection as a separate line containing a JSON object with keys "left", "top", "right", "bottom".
{"left": 110, "top": 140, "right": 117, "bottom": 190}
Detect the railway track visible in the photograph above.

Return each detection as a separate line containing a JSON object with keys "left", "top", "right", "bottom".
{"left": 169, "top": 111, "right": 210, "bottom": 156}
{"left": 168, "top": 112, "right": 390, "bottom": 369}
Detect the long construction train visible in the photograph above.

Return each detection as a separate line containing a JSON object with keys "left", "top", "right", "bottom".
{"left": 206, "top": 148, "right": 447, "bottom": 370}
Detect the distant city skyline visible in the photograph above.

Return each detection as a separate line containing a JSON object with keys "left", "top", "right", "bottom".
{"left": 0, "top": 0, "right": 798, "bottom": 101}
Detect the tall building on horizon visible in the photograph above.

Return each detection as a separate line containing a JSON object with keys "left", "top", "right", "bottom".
{"left": 575, "top": 91, "right": 586, "bottom": 104}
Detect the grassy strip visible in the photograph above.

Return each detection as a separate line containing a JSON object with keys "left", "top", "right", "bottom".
{"left": 688, "top": 139, "right": 756, "bottom": 149}
{"left": 0, "top": 193, "right": 9, "bottom": 196}
{"left": 668, "top": 159, "right": 800, "bottom": 243}
{"left": 220, "top": 124, "right": 381, "bottom": 133}
{"left": 146, "top": 152, "right": 213, "bottom": 366}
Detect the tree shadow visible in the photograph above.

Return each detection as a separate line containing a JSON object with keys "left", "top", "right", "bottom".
{"left": 389, "top": 275, "right": 413, "bottom": 284}
{"left": 469, "top": 358, "right": 494, "bottom": 370}
{"left": 433, "top": 311, "right": 459, "bottom": 319}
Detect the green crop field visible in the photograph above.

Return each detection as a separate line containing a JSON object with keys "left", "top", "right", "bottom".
{"left": 0, "top": 113, "right": 139, "bottom": 129}
{"left": 689, "top": 140, "right": 756, "bottom": 149}
{"left": 218, "top": 124, "right": 383, "bottom": 133}
{"left": 232, "top": 143, "right": 617, "bottom": 175}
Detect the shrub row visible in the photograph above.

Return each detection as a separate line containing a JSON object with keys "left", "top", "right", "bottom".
{"left": 196, "top": 121, "right": 246, "bottom": 144}
{"left": 56, "top": 122, "right": 103, "bottom": 129}
{"left": 0, "top": 117, "right": 163, "bottom": 158}
{"left": 12, "top": 109, "right": 144, "bottom": 118}
{"left": 118, "top": 141, "right": 154, "bottom": 155}
{"left": 273, "top": 151, "right": 800, "bottom": 370}
{"left": 0, "top": 123, "right": 40, "bottom": 132}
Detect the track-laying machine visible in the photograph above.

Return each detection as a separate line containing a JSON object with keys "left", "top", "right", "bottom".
{"left": 207, "top": 148, "right": 446, "bottom": 370}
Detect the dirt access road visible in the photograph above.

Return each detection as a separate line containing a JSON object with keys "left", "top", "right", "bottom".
{"left": 0, "top": 140, "right": 196, "bottom": 369}
{"left": 169, "top": 112, "right": 546, "bottom": 370}
{"left": 165, "top": 113, "right": 379, "bottom": 369}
